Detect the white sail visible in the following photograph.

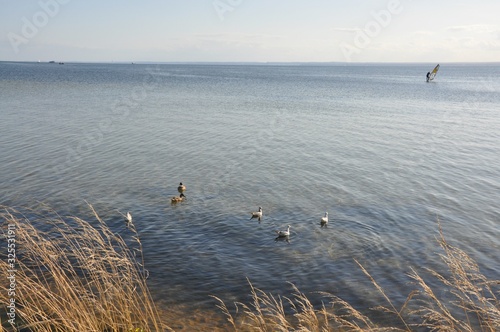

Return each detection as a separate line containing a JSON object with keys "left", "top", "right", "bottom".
{"left": 428, "top": 64, "right": 440, "bottom": 81}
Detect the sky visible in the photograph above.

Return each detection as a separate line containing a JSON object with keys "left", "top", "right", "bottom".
{"left": 1, "top": 0, "right": 499, "bottom": 63}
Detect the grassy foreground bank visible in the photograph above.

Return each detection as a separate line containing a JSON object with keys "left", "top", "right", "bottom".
{"left": 1, "top": 205, "right": 499, "bottom": 331}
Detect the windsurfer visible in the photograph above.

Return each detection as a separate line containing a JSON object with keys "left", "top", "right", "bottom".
{"left": 426, "top": 71, "right": 430, "bottom": 82}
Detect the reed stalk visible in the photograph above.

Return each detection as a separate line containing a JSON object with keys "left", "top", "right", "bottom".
{"left": 212, "top": 222, "right": 500, "bottom": 331}
{"left": 0, "top": 204, "right": 168, "bottom": 332}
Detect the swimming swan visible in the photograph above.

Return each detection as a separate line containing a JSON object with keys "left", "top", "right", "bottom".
{"left": 275, "top": 225, "right": 291, "bottom": 237}
{"left": 250, "top": 207, "right": 263, "bottom": 221}
{"left": 321, "top": 212, "right": 328, "bottom": 226}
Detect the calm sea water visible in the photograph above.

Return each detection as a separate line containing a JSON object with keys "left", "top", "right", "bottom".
{"left": 1, "top": 62, "right": 499, "bottom": 324}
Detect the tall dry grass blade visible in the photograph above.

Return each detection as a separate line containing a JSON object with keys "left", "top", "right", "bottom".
{"left": 407, "top": 267, "right": 466, "bottom": 331}
{"left": 243, "top": 279, "right": 291, "bottom": 331}
{"left": 406, "top": 221, "right": 500, "bottom": 332}
{"left": 210, "top": 295, "right": 237, "bottom": 331}
{"left": 318, "top": 291, "right": 377, "bottom": 331}
{"left": 354, "top": 259, "right": 411, "bottom": 331}
{"left": 0, "top": 205, "right": 169, "bottom": 332}
{"left": 287, "top": 282, "right": 322, "bottom": 331}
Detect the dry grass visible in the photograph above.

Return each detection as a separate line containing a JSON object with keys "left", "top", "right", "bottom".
{"left": 405, "top": 223, "right": 500, "bottom": 331}
{"left": 1, "top": 205, "right": 498, "bottom": 332}
{"left": 212, "top": 222, "right": 500, "bottom": 332}
{"left": 0, "top": 204, "right": 168, "bottom": 332}
{"left": 212, "top": 279, "right": 401, "bottom": 332}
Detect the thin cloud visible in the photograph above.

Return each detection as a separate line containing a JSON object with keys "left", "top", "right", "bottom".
{"left": 331, "top": 27, "right": 363, "bottom": 33}
{"left": 195, "top": 33, "right": 285, "bottom": 42}
{"left": 413, "top": 30, "right": 435, "bottom": 36}
{"left": 446, "top": 24, "right": 499, "bottom": 33}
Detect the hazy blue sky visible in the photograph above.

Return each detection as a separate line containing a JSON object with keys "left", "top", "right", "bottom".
{"left": 1, "top": 0, "right": 499, "bottom": 62}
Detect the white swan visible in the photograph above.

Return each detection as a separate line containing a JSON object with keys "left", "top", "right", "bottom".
{"left": 321, "top": 212, "right": 328, "bottom": 226}
{"left": 177, "top": 182, "right": 186, "bottom": 193}
{"left": 275, "top": 225, "right": 291, "bottom": 237}
{"left": 250, "top": 207, "right": 263, "bottom": 221}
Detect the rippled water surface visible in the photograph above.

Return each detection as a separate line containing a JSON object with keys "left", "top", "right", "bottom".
{"left": 1, "top": 62, "right": 499, "bottom": 322}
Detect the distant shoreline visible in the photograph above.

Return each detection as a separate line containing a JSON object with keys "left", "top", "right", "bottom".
{"left": 1, "top": 60, "right": 500, "bottom": 66}
{"left": 0, "top": 60, "right": 500, "bottom": 66}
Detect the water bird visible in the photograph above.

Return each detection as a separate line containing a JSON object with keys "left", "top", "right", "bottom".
{"left": 321, "top": 212, "right": 328, "bottom": 227}
{"left": 126, "top": 211, "right": 133, "bottom": 224}
{"left": 177, "top": 182, "right": 186, "bottom": 193}
{"left": 250, "top": 207, "right": 263, "bottom": 221}
{"left": 275, "top": 225, "right": 291, "bottom": 238}
{"left": 171, "top": 193, "right": 186, "bottom": 203}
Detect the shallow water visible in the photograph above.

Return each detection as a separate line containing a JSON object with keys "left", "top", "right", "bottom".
{"left": 1, "top": 61, "right": 499, "bottom": 324}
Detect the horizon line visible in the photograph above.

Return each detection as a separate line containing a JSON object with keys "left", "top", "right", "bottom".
{"left": 2, "top": 60, "right": 500, "bottom": 66}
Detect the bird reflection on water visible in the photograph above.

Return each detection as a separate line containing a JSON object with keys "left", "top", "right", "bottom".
{"left": 274, "top": 235, "right": 290, "bottom": 244}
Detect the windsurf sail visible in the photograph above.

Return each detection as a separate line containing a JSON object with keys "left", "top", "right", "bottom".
{"left": 427, "top": 64, "right": 440, "bottom": 82}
